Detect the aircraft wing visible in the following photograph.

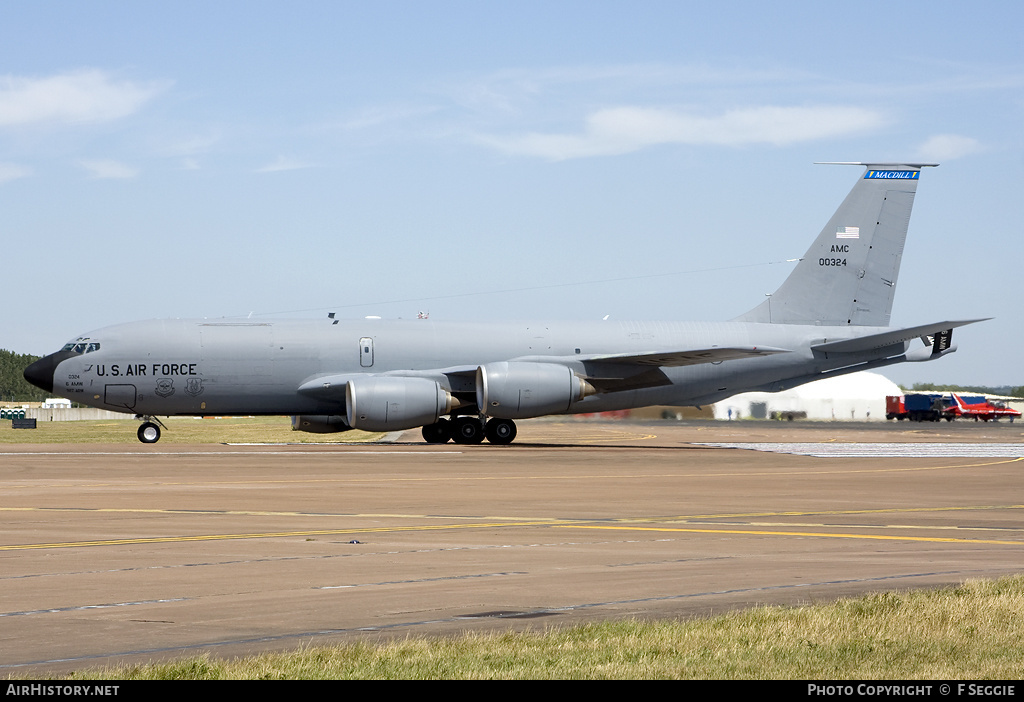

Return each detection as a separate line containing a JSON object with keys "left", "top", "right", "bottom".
{"left": 513, "top": 346, "right": 791, "bottom": 395}
{"left": 811, "top": 319, "right": 989, "bottom": 354}
{"left": 298, "top": 346, "right": 791, "bottom": 400}
{"left": 570, "top": 345, "right": 790, "bottom": 367}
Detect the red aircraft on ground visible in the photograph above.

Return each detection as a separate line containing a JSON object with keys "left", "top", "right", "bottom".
{"left": 945, "top": 394, "right": 1021, "bottom": 422}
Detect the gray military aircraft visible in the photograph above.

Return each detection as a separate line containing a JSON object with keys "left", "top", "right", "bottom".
{"left": 24, "top": 162, "right": 984, "bottom": 444}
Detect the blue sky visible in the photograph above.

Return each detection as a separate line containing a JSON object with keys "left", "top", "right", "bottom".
{"left": 2, "top": 1, "right": 1021, "bottom": 387}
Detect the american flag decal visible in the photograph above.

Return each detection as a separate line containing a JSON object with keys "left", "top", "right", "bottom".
{"left": 836, "top": 226, "right": 860, "bottom": 239}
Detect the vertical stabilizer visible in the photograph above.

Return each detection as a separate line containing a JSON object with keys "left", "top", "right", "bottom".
{"left": 734, "top": 163, "right": 937, "bottom": 326}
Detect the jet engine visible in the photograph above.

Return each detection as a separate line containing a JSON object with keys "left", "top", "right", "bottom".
{"left": 291, "top": 415, "right": 351, "bottom": 433}
{"left": 476, "top": 361, "right": 595, "bottom": 419}
{"left": 346, "top": 376, "right": 453, "bottom": 431}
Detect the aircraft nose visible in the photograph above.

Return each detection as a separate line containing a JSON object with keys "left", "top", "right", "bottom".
{"left": 23, "top": 353, "right": 64, "bottom": 393}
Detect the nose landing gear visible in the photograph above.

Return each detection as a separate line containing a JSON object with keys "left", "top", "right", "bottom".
{"left": 136, "top": 416, "right": 166, "bottom": 444}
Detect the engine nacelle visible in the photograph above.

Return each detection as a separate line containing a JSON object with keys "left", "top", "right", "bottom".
{"left": 476, "top": 361, "right": 594, "bottom": 419}
{"left": 291, "top": 415, "right": 352, "bottom": 434}
{"left": 346, "top": 376, "right": 453, "bottom": 431}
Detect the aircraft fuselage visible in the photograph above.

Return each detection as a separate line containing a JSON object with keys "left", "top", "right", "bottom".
{"left": 38, "top": 316, "right": 906, "bottom": 418}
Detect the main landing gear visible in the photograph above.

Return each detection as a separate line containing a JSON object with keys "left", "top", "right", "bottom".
{"left": 136, "top": 416, "right": 166, "bottom": 444}
{"left": 420, "top": 416, "right": 517, "bottom": 445}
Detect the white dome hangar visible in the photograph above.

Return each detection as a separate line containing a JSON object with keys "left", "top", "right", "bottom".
{"left": 714, "top": 371, "right": 901, "bottom": 421}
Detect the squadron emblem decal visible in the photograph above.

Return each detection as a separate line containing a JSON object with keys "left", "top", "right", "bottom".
{"left": 185, "top": 378, "right": 205, "bottom": 397}
{"left": 154, "top": 378, "right": 175, "bottom": 398}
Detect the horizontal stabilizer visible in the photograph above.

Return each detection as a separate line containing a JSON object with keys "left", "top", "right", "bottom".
{"left": 811, "top": 319, "right": 989, "bottom": 354}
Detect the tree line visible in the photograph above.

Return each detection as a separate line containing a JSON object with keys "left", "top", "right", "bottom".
{"left": 0, "top": 350, "right": 49, "bottom": 402}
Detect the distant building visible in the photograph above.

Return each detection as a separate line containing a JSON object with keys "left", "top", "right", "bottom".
{"left": 714, "top": 371, "right": 901, "bottom": 421}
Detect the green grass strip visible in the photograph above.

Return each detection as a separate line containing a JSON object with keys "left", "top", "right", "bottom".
{"left": 62, "top": 575, "right": 1024, "bottom": 680}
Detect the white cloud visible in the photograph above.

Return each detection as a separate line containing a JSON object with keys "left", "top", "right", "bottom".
{"left": 331, "top": 104, "right": 442, "bottom": 131}
{"left": 445, "top": 64, "right": 811, "bottom": 116}
{"left": 0, "top": 162, "right": 30, "bottom": 184}
{"left": 916, "top": 134, "right": 982, "bottom": 161}
{"left": 79, "top": 159, "right": 139, "bottom": 179}
{"left": 161, "top": 132, "right": 221, "bottom": 157}
{"left": 478, "top": 105, "right": 886, "bottom": 160}
{"left": 256, "top": 156, "right": 315, "bottom": 173}
{"left": 0, "top": 69, "right": 166, "bottom": 128}
{"left": 154, "top": 133, "right": 221, "bottom": 170}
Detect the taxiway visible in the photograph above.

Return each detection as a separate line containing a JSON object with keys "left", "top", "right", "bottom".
{"left": 1, "top": 419, "right": 1022, "bottom": 674}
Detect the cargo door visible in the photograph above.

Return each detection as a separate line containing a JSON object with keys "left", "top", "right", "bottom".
{"left": 104, "top": 383, "right": 137, "bottom": 410}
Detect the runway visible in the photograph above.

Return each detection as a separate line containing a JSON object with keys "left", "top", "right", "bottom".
{"left": 1, "top": 419, "right": 1022, "bottom": 675}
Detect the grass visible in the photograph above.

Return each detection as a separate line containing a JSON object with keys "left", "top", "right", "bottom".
{"left": 60, "top": 576, "right": 1024, "bottom": 679}
{"left": 0, "top": 415, "right": 384, "bottom": 444}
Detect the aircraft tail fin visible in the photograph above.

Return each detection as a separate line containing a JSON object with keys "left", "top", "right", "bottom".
{"left": 734, "top": 163, "right": 937, "bottom": 326}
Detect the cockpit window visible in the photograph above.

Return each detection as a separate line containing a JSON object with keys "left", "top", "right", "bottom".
{"left": 61, "top": 338, "right": 100, "bottom": 354}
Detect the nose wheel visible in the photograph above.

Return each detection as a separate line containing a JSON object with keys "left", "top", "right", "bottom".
{"left": 136, "top": 417, "right": 166, "bottom": 444}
